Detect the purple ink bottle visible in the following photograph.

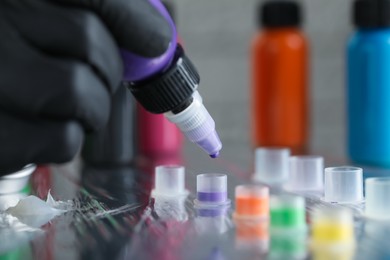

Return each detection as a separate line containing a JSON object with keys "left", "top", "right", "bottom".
{"left": 122, "top": 0, "right": 222, "bottom": 158}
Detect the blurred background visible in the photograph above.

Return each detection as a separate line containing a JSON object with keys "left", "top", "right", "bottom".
{"left": 173, "top": 0, "right": 353, "bottom": 168}
{"left": 1, "top": 2, "right": 386, "bottom": 259}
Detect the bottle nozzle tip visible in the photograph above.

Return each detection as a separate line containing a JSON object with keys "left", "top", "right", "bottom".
{"left": 164, "top": 91, "right": 222, "bottom": 159}
{"left": 210, "top": 152, "right": 220, "bottom": 158}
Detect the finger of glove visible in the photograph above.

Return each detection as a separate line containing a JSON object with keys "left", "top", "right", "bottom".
{"left": 0, "top": 110, "right": 83, "bottom": 175}
{"left": 3, "top": 1, "right": 122, "bottom": 94}
{"left": 0, "top": 33, "right": 111, "bottom": 131}
{"left": 49, "top": 0, "right": 172, "bottom": 57}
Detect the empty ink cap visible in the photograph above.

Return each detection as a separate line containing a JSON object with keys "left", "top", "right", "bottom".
{"left": 323, "top": 167, "right": 363, "bottom": 203}
{"left": 253, "top": 147, "right": 290, "bottom": 184}
{"left": 365, "top": 177, "right": 390, "bottom": 220}
{"left": 270, "top": 195, "right": 306, "bottom": 230}
{"left": 151, "top": 165, "right": 188, "bottom": 197}
{"left": 311, "top": 207, "right": 354, "bottom": 244}
{"left": 234, "top": 185, "right": 269, "bottom": 219}
{"left": 286, "top": 156, "right": 324, "bottom": 192}
{"left": 195, "top": 173, "right": 230, "bottom": 206}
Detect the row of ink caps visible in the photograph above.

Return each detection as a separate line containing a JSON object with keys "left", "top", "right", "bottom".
{"left": 151, "top": 148, "right": 390, "bottom": 254}
{"left": 151, "top": 147, "right": 390, "bottom": 220}
{"left": 254, "top": 147, "right": 390, "bottom": 220}
{"left": 151, "top": 163, "right": 358, "bottom": 258}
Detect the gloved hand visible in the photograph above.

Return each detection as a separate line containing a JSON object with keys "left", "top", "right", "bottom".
{"left": 0, "top": 0, "right": 172, "bottom": 174}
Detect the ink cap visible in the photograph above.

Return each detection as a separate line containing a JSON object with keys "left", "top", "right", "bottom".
{"left": 195, "top": 173, "right": 231, "bottom": 207}
{"left": 0, "top": 164, "right": 36, "bottom": 194}
{"left": 270, "top": 194, "right": 306, "bottom": 232}
{"left": 151, "top": 165, "right": 188, "bottom": 197}
{"left": 365, "top": 177, "right": 390, "bottom": 220}
{"left": 311, "top": 207, "right": 354, "bottom": 244}
{"left": 234, "top": 184, "right": 269, "bottom": 220}
{"left": 323, "top": 166, "right": 363, "bottom": 204}
{"left": 285, "top": 156, "right": 324, "bottom": 192}
{"left": 253, "top": 147, "right": 290, "bottom": 185}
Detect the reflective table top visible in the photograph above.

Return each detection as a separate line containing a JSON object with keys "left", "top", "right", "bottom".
{"left": 1, "top": 142, "right": 390, "bottom": 260}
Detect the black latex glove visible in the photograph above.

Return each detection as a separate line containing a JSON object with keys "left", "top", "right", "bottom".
{"left": 0, "top": 0, "right": 172, "bottom": 174}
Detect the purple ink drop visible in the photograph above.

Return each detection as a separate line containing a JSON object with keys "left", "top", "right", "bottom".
{"left": 210, "top": 151, "right": 220, "bottom": 158}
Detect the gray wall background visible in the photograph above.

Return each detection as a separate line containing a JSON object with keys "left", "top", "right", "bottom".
{"left": 174, "top": 0, "right": 354, "bottom": 168}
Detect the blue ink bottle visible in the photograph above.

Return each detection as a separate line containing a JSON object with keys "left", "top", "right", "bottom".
{"left": 347, "top": 0, "right": 390, "bottom": 167}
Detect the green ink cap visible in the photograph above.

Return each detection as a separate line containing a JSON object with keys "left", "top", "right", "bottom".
{"left": 270, "top": 194, "right": 306, "bottom": 229}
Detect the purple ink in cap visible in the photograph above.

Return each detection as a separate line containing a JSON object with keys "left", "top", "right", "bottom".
{"left": 194, "top": 173, "right": 231, "bottom": 206}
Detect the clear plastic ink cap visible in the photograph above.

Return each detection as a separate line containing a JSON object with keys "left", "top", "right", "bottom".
{"left": 151, "top": 165, "right": 188, "bottom": 197}
{"left": 285, "top": 156, "right": 324, "bottom": 192}
{"left": 365, "top": 177, "right": 390, "bottom": 220}
{"left": 323, "top": 166, "right": 363, "bottom": 203}
{"left": 311, "top": 207, "right": 354, "bottom": 244}
{"left": 234, "top": 184, "right": 269, "bottom": 219}
{"left": 195, "top": 173, "right": 230, "bottom": 206}
{"left": 270, "top": 194, "right": 306, "bottom": 231}
{"left": 253, "top": 147, "right": 290, "bottom": 184}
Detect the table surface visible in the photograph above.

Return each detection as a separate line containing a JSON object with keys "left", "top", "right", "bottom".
{"left": 1, "top": 142, "right": 390, "bottom": 260}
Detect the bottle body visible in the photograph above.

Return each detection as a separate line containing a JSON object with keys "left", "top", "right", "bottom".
{"left": 82, "top": 85, "right": 136, "bottom": 166}
{"left": 347, "top": 29, "right": 390, "bottom": 167}
{"left": 122, "top": 0, "right": 222, "bottom": 158}
{"left": 136, "top": 2, "right": 184, "bottom": 157}
{"left": 251, "top": 28, "right": 308, "bottom": 154}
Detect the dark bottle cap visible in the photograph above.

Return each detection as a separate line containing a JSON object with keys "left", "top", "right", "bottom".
{"left": 126, "top": 45, "right": 200, "bottom": 114}
{"left": 259, "top": 0, "right": 302, "bottom": 28}
{"left": 353, "top": 0, "right": 390, "bottom": 28}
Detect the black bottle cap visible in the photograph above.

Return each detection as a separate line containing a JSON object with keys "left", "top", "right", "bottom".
{"left": 259, "top": 0, "right": 302, "bottom": 28}
{"left": 354, "top": 0, "right": 390, "bottom": 28}
{"left": 126, "top": 45, "right": 200, "bottom": 114}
